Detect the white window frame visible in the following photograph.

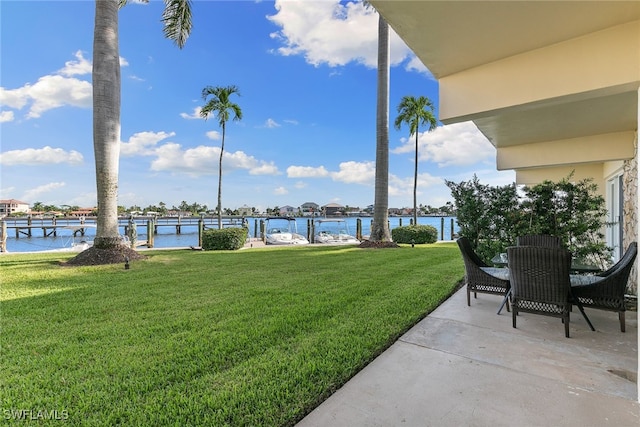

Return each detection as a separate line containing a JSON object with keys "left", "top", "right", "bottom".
{"left": 606, "top": 172, "right": 624, "bottom": 262}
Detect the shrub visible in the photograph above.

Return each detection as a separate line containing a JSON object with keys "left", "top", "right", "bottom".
{"left": 202, "top": 227, "right": 248, "bottom": 250}
{"left": 446, "top": 173, "right": 612, "bottom": 269}
{"left": 391, "top": 225, "right": 438, "bottom": 244}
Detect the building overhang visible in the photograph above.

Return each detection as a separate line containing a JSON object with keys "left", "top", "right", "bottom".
{"left": 370, "top": 0, "right": 640, "bottom": 168}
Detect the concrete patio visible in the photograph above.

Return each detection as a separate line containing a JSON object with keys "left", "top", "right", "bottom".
{"left": 297, "top": 287, "right": 639, "bottom": 426}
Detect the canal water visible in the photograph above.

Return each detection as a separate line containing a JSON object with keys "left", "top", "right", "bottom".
{"left": 3, "top": 216, "right": 459, "bottom": 253}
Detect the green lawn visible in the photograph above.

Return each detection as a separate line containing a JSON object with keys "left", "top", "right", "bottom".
{"left": 1, "top": 243, "right": 463, "bottom": 426}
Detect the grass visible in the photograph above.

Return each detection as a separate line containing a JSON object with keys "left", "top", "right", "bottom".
{"left": 0, "top": 243, "right": 463, "bottom": 426}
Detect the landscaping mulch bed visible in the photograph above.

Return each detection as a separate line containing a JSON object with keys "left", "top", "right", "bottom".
{"left": 63, "top": 246, "right": 147, "bottom": 266}
{"left": 358, "top": 240, "right": 400, "bottom": 249}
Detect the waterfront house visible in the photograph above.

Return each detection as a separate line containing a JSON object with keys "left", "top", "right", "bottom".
{"left": 278, "top": 205, "right": 296, "bottom": 216}
{"left": 69, "top": 207, "right": 96, "bottom": 217}
{"left": 0, "top": 199, "right": 30, "bottom": 217}
{"left": 300, "top": 202, "right": 320, "bottom": 216}
{"left": 237, "top": 205, "right": 253, "bottom": 217}
{"left": 323, "top": 203, "right": 344, "bottom": 216}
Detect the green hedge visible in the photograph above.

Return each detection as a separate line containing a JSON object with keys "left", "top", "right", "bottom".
{"left": 391, "top": 225, "right": 438, "bottom": 244}
{"left": 202, "top": 227, "right": 248, "bottom": 250}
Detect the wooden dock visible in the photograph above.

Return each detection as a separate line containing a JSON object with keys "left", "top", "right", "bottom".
{"left": 0, "top": 215, "right": 259, "bottom": 252}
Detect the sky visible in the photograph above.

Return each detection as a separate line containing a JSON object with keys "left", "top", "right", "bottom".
{"left": 0, "top": 0, "right": 515, "bottom": 213}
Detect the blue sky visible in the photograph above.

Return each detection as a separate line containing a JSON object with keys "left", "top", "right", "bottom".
{"left": 0, "top": 0, "right": 515, "bottom": 212}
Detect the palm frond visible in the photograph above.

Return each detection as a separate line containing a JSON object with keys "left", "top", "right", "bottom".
{"left": 162, "top": 0, "right": 193, "bottom": 49}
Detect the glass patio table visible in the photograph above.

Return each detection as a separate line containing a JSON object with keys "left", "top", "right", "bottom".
{"left": 491, "top": 253, "right": 601, "bottom": 274}
{"left": 480, "top": 266, "right": 599, "bottom": 331}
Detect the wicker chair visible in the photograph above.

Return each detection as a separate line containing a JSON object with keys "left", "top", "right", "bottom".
{"left": 516, "top": 234, "right": 562, "bottom": 247}
{"left": 572, "top": 242, "right": 637, "bottom": 332}
{"left": 457, "top": 237, "right": 510, "bottom": 312}
{"left": 507, "top": 246, "right": 575, "bottom": 337}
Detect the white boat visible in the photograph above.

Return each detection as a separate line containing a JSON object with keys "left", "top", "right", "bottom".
{"left": 43, "top": 225, "right": 130, "bottom": 253}
{"left": 46, "top": 225, "right": 96, "bottom": 252}
{"left": 313, "top": 218, "right": 360, "bottom": 244}
{"left": 264, "top": 217, "right": 309, "bottom": 245}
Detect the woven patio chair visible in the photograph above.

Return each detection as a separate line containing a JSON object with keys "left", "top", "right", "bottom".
{"left": 516, "top": 234, "right": 562, "bottom": 247}
{"left": 572, "top": 242, "right": 637, "bottom": 332}
{"left": 507, "top": 245, "right": 575, "bottom": 337}
{"left": 457, "top": 237, "right": 510, "bottom": 313}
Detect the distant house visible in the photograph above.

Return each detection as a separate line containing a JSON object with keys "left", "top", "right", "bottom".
{"left": 69, "top": 207, "right": 96, "bottom": 217}
{"left": 344, "top": 206, "right": 362, "bottom": 216}
{"left": 323, "top": 203, "right": 344, "bottom": 216}
{"left": 237, "top": 205, "right": 253, "bottom": 217}
{"left": 0, "top": 199, "right": 30, "bottom": 217}
{"left": 278, "top": 205, "right": 296, "bottom": 216}
{"left": 300, "top": 202, "right": 320, "bottom": 216}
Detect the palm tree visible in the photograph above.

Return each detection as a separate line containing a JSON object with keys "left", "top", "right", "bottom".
{"left": 369, "top": 13, "right": 393, "bottom": 243}
{"left": 91, "top": 0, "right": 192, "bottom": 250}
{"left": 200, "top": 85, "right": 243, "bottom": 229}
{"left": 394, "top": 95, "right": 437, "bottom": 225}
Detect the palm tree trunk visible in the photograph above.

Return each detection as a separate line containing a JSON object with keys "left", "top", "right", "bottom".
{"left": 371, "top": 15, "right": 391, "bottom": 242}
{"left": 92, "top": 0, "right": 122, "bottom": 248}
{"left": 217, "top": 123, "right": 225, "bottom": 229}
{"left": 414, "top": 131, "right": 419, "bottom": 225}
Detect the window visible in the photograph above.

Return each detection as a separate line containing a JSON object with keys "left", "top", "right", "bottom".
{"left": 606, "top": 173, "right": 623, "bottom": 261}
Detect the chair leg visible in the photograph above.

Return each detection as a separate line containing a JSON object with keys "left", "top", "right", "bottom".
{"left": 497, "top": 290, "right": 511, "bottom": 315}
{"left": 573, "top": 301, "right": 596, "bottom": 332}
{"left": 512, "top": 306, "right": 517, "bottom": 329}
{"left": 619, "top": 311, "right": 625, "bottom": 333}
{"left": 564, "top": 312, "right": 570, "bottom": 338}
{"left": 467, "top": 287, "right": 471, "bottom": 306}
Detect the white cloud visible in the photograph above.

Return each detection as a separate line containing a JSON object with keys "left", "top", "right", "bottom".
{"left": 388, "top": 172, "right": 443, "bottom": 197}
{"left": 404, "top": 56, "right": 433, "bottom": 78}
{"left": 0, "top": 86, "right": 29, "bottom": 110}
{"left": 0, "top": 185, "right": 16, "bottom": 197}
{"left": 206, "top": 130, "right": 221, "bottom": 140}
{"left": 26, "top": 75, "right": 92, "bottom": 118}
{"left": 329, "top": 161, "right": 375, "bottom": 184}
{"left": 274, "top": 186, "right": 289, "bottom": 195}
{"left": 0, "top": 74, "right": 91, "bottom": 119}
{"left": 392, "top": 121, "right": 496, "bottom": 167}
{"left": 58, "top": 50, "right": 92, "bottom": 76}
{"left": 149, "top": 143, "right": 279, "bottom": 177}
{"left": 0, "top": 110, "right": 14, "bottom": 122}
{"left": 267, "top": 0, "right": 416, "bottom": 70}
{"left": 120, "top": 131, "right": 176, "bottom": 156}
{"left": 22, "top": 182, "right": 66, "bottom": 202}
{"left": 286, "top": 161, "right": 375, "bottom": 185}
{"left": 0, "top": 146, "right": 83, "bottom": 166}
{"left": 287, "top": 165, "right": 330, "bottom": 178}
{"left": 180, "top": 106, "right": 203, "bottom": 120}
{"left": 0, "top": 50, "right": 129, "bottom": 120}
{"left": 264, "top": 118, "right": 280, "bottom": 128}
{"left": 249, "top": 162, "right": 280, "bottom": 175}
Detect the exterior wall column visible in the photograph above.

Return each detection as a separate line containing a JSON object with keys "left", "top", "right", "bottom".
{"left": 635, "top": 86, "right": 639, "bottom": 404}
{"left": 623, "top": 139, "right": 637, "bottom": 295}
